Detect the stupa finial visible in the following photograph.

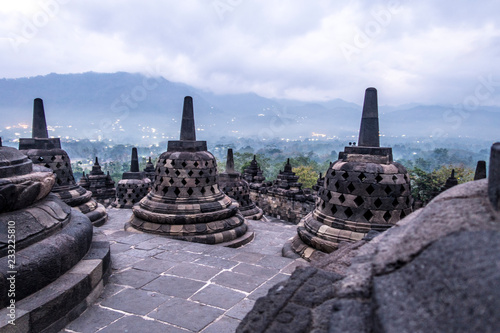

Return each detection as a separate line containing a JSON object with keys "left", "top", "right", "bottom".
{"left": 130, "top": 147, "right": 139, "bottom": 172}
{"left": 32, "top": 98, "right": 49, "bottom": 139}
{"left": 180, "top": 96, "right": 196, "bottom": 141}
{"left": 358, "top": 87, "right": 379, "bottom": 147}
{"left": 226, "top": 148, "right": 235, "bottom": 173}
{"left": 474, "top": 160, "right": 486, "bottom": 180}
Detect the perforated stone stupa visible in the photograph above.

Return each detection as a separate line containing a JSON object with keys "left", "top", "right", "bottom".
{"left": 19, "top": 98, "right": 108, "bottom": 226}
{"left": 127, "top": 96, "right": 254, "bottom": 246}
{"left": 273, "top": 158, "right": 302, "bottom": 193}
{"left": 243, "top": 155, "right": 266, "bottom": 186}
{"left": 79, "top": 157, "right": 116, "bottom": 206}
{"left": 219, "top": 149, "right": 263, "bottom": 220}
{"left": 144, "top": 156, "right": 156, "bottom": 182}
{"left": 287, "top": 88, "right": 413, "bottom": 260}
{"left": 0, "top": 138, "right": 110, "bottom": 332}
{"left": 239, "top": 143, "right": 500, "bottom": 333}
{"left": 112, "top": 147, "right": 151, "bottom": 209}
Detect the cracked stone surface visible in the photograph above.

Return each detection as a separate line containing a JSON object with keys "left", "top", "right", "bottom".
{"left": 237, "top": 179, "right": 500, "bottom": 333}
{"left": 61, "top": 209, "right": 309, "bottom": 332}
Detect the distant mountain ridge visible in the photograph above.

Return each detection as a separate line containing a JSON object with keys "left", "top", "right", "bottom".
{"left": 0, "top": 72, "right": 498, "bottom": 143}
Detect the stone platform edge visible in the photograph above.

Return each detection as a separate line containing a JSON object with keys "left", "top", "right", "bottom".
{"left": 0, "top": 231, "right": 111, "bottom": 333}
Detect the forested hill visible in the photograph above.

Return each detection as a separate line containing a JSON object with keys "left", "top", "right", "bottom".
{"left": 0, "top": 72, "right": 499, "bottom": 143}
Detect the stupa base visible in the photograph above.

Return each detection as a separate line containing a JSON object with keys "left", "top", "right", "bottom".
{"left": 53, "top": 189, "right": 108, "bottom": 226}
{"left": 124, "top": 220, "right": 255, "bottom": 248}
{"left": 0, "top": 230, "right": 110, "bottom": 333}
{"left": 240, "top": 205, "right": 264, "bottom": 220}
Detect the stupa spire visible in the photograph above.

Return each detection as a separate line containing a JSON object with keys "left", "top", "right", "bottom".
{"left": 32, "top": 98, "right": 49, "bottom": 139}
{"left": 358, "top": 87, "right": 380, "bottom": 147}
{"left": 130, "top": 147, "right": 139, "bottom": 172}
{"left": 474, "top": 160, "right": 486, "bottom": 180}
{"left": 226, "top": 148, "right": 235, "bottom": 173}
{"left": 167, "top": 96, "right": 206, "bottom": 152}
{"left": 180, "top": 96, "right": 196, "bottom": 141}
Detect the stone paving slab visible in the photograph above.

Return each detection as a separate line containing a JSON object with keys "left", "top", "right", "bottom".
{"left": 61, "top": 209, "right": 309, "bottom": 333}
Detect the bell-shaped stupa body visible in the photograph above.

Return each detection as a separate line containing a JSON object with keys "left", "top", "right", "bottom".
{"left": 79, "top": 157, "right": 116, "bottom": 206}
{"left": 287, "top": 88, "right": 413, "bottom": 260}
{"left": 0, "top": 138, "right": 109, "bottom": 331}
{"left": 19, "top": 98, "right": 108, "bottom": 226}
{"left": 144, "top": 156, "right": 156, "bottom": 182}
{"left": 240, "top": 143, "right": 500, "bottom": 333}
{"left": 127, "top": 97, "right": 254, "bottom": 246}
{"left": 219, "top": 149, "right": 263, "bottom": 220}
{"left": 112, "top": 148, "right": 151, "bottom": 208}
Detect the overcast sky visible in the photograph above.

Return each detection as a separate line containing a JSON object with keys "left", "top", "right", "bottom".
{"left": 1, "top": 0, "right": 499, "bottom": 106}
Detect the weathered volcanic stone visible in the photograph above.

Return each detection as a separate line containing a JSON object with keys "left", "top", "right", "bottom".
{"left": 238, "top": 143, "right": 500, "bottom": 333}
{"left": 287, "top": 88, "right": 412, "bottom": 260}
{"left": 144, "top": 156, "right": 156, "bottom": 182}
{"left": 243, "top": 155, "right": 266, "bottom": 185}
{"left": 0, "top": 139, "right": 94, "bottom": 308}
{"left": 112, "top": 148, "right": 151, "bottom": 209}
{"left": 127, "top": 96, "right": 254, "bottom": 247}
{"left": 79, "top": 157, "right": 116, "bottom": 206}
{"left": 19, "top": 98, "right": 107, "bottom": 226}
{"left": 255, "top": 158, "right": 316, "bottom": 223}
{"left": 219, "top": 149, "right": 263, "bottom": 220}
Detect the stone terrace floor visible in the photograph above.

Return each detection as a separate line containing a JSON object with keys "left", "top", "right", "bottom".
{"left": 61, "top": 208, "right": 309, "bottom": 333}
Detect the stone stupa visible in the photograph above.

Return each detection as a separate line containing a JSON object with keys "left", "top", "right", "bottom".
{"left": 112, "top": 147, "right": 151, "bottom": 209}
{"left": 238, "top": 142, "right": 500, "bottom": 333}
{"left": 273, "top": 158, "right": 302, "bottom": 192}
{"left": 219, "top": 148, "right": 263, "bottom": 220}
{"left": 127, "top": 96, "right": 254, "bottom": 246}
{"left": 0, "top": 138, "right": 110, "bottom": 332}
{"left": 312, "top": 172, "right": 325, "bottom": 192}
{"left": 144, "top": 156, "right": 156, "bottom": 182}
{"left": 442, "top": 169, "right": 459, "bottom": 191}
{"left": 79, "top": 157, "right": 116, "bottom": 206}
{"left": 243, "top": 155, "right": 266, "bottom": 185}
{"left": 286, "top": 88, "right": 413, "bottom": 260}
{"left": 19, "top": 98, "right": 108, "bottom": 226}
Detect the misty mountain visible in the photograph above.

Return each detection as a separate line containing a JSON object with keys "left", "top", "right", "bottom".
{"left": 0, "top": 72, "right": 498, "bottom": 143}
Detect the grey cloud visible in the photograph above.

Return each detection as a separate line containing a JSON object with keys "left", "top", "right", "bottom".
{"left": 1, "top": 0, "right": 499, "bottom": 106}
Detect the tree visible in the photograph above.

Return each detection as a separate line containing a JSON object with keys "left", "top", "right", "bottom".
{"left": 409, "top": 167, "right": 441, "bottom": 204}
{"left": 293, "top": 166, "right": 319, "bottom": 189}
{"left": 71, "top": 161, "right": 84, "bottom": 182}
{"left": 410, "top": 164, "right": 474, "bottom": 205}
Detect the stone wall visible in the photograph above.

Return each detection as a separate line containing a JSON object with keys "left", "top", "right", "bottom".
{"left": 249, "top": 187, "right": 316, "bottom": 224}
